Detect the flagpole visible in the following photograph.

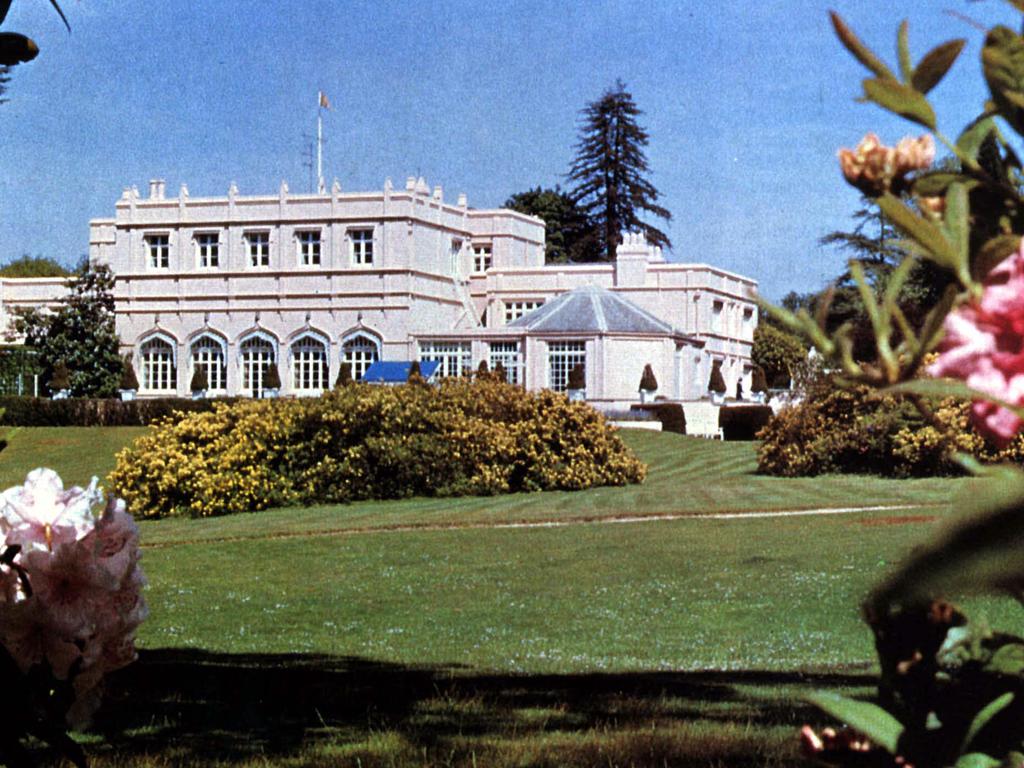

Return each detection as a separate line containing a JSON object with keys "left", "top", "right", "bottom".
{"left": 317, "top": 105, "right": 324, "bottom": 194}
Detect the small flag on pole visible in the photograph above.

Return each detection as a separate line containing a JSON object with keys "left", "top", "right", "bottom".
{"left": 319, "top": 90, "right": 331, "bottom": 110}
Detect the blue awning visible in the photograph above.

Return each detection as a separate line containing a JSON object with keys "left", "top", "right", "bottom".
{"left": 361, "top": 360, "right": 440, "bottom": 383}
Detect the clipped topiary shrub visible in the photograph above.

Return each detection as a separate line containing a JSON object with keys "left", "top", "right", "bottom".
{"left": 719, "top": 404, "right": 772, "bottom": 440}
{"left": 407, "top": 359, "right": 423, "bottom": 384}
{"left": 118, "top": 356, "right": 139, "bottom": 391}
{"left": 335, "top": 362, "right": 353, "bottom": 387}
{"left": 708, "top": 360, "right": 726, "bottom": 394}
{"left": 567, "top": 364, "right": 585, "bottom": 390}
{"left": 110, "top": 378, "right": 647, "bottom": 519}
{"left": 190, "top": 367, "right": 208, "bottom": 393}
{"left": 638, "top": 364, "right": 658, "bottom": 392}
{"left": 48, "top": 360, "right": 70, "bottom": 393}
{"left": 751, "top": 366, "right": 768, "bottom": 394}
{"left": 263, "top": 363, "right": 282, "bottom": 390}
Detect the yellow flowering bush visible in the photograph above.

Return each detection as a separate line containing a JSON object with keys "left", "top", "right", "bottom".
{"left": 110, "top": 378, "right": 646, "bottom": 518}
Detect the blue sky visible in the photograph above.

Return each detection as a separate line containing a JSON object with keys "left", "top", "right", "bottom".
{"left": 0, "top": 0, "right": 1018, "bottom": 300}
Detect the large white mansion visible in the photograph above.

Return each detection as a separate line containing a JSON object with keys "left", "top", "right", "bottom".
{"left": 1, "top": 177, "right": 758, "bottom": 407}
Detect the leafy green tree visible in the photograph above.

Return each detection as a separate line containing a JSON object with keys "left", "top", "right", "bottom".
{"left": 753, "top": 323, "right": 807, "bottom": 388}
{"left": 503, "top": 186, "right": 599, "bottom": 263}
{"left": 10, "top": 263, "right": 122, "bottom": 396}
{"left": 567, "top": 80, "right": 671, "bottom": 261}
{"left": 0, "top": 255, "right": 71, "bottom": 277}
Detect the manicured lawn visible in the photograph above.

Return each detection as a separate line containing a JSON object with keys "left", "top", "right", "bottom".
{"left": 0, "top": 425, "right": 1007, "bottom": 766}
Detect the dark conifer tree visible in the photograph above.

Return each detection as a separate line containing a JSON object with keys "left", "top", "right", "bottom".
{"left": 567, "top": 80, "right": 671, "bottom": 261}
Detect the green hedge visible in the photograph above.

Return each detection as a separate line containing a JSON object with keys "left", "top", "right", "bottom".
{"left": 0, "top": 396, "right": 243, "bottom": 426}
{"left": 629, "top": 403, "right": 686, "bottom": 434}
{"left": 718, "top": 405, "right": 773, "bottom": 441}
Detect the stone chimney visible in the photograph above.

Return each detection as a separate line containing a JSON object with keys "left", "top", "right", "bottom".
{"left": 148, "top": 179, "right": 166, "bottom": 200}
{"left": 614, "top": 231, "right": 652, "bottom": 288}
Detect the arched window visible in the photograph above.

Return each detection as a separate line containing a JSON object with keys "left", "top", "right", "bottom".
{"left": 190, "top": 335, "right": 226, "bottom": 392}
{"left": 342, "top": 333, "right": 380, "bottom": 380}
{"left": 239, "top": 335, "right": 276, "bottom": 396}
{"left": 140, "top": 337, "right": 176, "bottom": 391}
{"left": 291, "top": 335, "right": 328, "bottom": 393}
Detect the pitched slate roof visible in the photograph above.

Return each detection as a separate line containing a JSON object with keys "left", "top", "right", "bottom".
{"left": 361, "top": 360, "right": 440, "bottom": 383}
{"left": 505, "top": 285, "right": 677, "bottom": 335}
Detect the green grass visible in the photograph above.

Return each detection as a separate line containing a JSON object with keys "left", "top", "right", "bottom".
{"left": 0, "top": 426, "right": 1006, "bottom": 766}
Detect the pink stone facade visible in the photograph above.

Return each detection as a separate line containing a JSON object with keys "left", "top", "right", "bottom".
{"left": 10, "top": 178, "right": 758, "bottom": 406}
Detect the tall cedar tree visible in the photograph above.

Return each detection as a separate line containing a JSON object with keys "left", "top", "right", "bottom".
{"left": 567, "top": 81, "right": 671, "bottom": 261}
{"left": 11, "top": 263, "right": 122, "bottom": 396}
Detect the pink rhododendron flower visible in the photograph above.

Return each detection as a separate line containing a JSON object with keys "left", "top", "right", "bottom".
{"left": 929, "top": 244, "right": 1024, "bottom": 446}
{"left": 0, "top": 470, "right": 146, "bottom": 727}
{"left": 0, "top": 469, "right": 102, "bottom": 553}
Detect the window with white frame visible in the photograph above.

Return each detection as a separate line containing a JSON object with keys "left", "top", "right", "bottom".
{"left": 145, "top": 234, "right": 170, "bottom": 269}
{"left": 196, "top": 233, "right": 220, "bottom": 268}
{"left": 190, "top": 335, "right": 226, "bottom": 391}
{"left": 342, "top": 334, "right": 380, "bottom": 380}
{"left": 297, "top": 230, "right": 321, "bottom": 266}
{"left": 246, "top": 231, "right": 270, "bottom": 267}
{"left": 240, "top": 336, "right": 276, "bottom": 396}
{"left": 488, "top": 341, "right": 520, "bottom": 385}
{"left": 140, "top": 337, "right": 176, "bottom": 391}
{"left": 291, "top": 336, "right": 328, "bottom": 392}
{"left": 504, "top": 300, "right": 544, "bottom": 323}
{"left": 419, "top": 341, "right": 471, "bottom": 378}
{"left": 472, "top": 244, "right": 492, "bottom": 273}
{"left": 350, "top": 228, "right": 373, "bottom": 265}
{"left": 547, "top": 341, "right": 586, "bottom": 392}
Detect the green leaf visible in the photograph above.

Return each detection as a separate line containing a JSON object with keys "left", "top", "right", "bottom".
{"left": 877, "top": 193, "right": 958, "bottom": 270}
{"left": 962, "top": 693, "right": 1014, "bottom": 753}
{"left": 944, "top": 182, "right": 970, "bottom": 266}
{"left": 986, "top": 645, "right": 1024, "bottom": 676}
{"left": 913, "top": 39, "right": 967, "bottom": 94}
{"left": 983, "top": 27, "right": 1024, "bottom": 136}
{"left": 898, "top": 20, "right": 913, "bottom": 83}
{"left": 806, "top": 691, "right": 904, "bottom": 754}
{"left": 866, "top": 464, "right": 1024, "bottom": 611}
{"left": 956, "top": 754, "right": 1002, "bottom": 768}
{"left": 974, "top": 234, "right": 1021, "bottom": 281}
{"left": 914, "top": 172, "right": 969, "bottom": 197}
{"left": 957, "top": 116, "right": 997, "bottom": 163}
{"left": 863, "top": 78, "right": 937, "bottom": 128}
{"left": 831, "top": 12, "right": 898, "bottom": 81}
{"left": 886, "top": 378, "right": 1024, "bottom": 417}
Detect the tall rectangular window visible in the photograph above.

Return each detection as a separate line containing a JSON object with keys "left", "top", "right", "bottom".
{"left": 297, "top": 230, "right": 321, "bottom": 266}
{"left": 473, "top": 244, "right": 492, "bottom": 273}
{"left": 419, "top": 341, "right": 471, "bottom": 378}
{"left": 246, "top": 231, "right": 270, "bottom": 267}
{"left": 350, "top": 229, "right": 373, "bottom": 265}
{"left": 712, "top": 300, "right": 724, "bottom": 334}
{"left": 489, "top": 341, "right": 520, "bottom": 385}
{"left": 547, "top": 341, "right": 586, "bottom": 392}
{"left": 146, "top": 234, "right": 169, "bottom": 269}
{"left": 196, "top": 233, "right": 219, "bottom": 268}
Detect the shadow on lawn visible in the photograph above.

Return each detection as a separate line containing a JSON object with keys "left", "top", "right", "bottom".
{"left": 84, "top": 648, "right": 876, "bottom": 765}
